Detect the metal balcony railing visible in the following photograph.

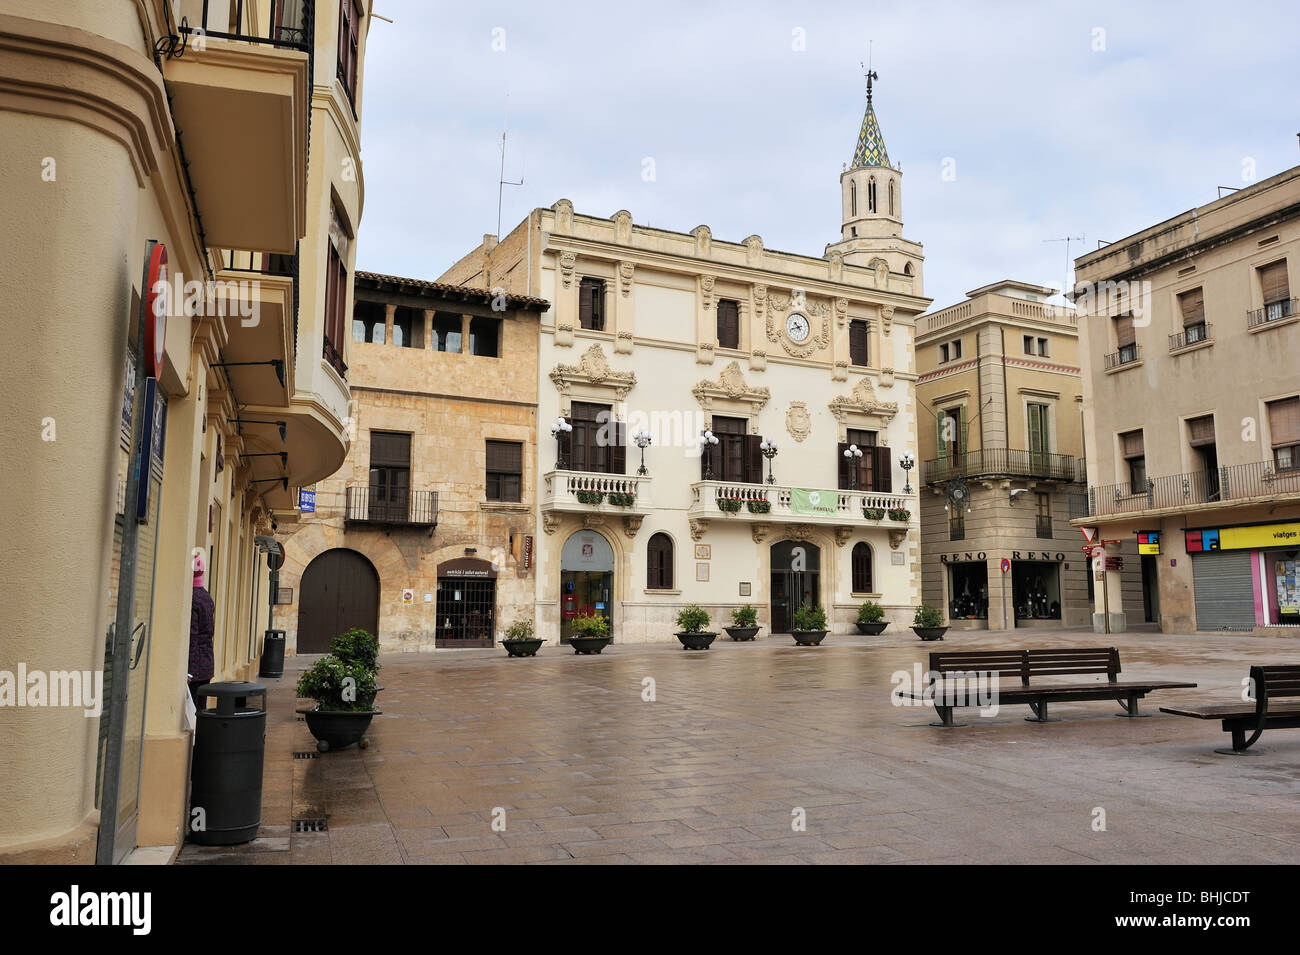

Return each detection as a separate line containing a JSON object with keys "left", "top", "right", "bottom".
{"left": 1104, "top": 344, "right": 1141, "bottom": 370}
{"left": 345, "top": 485, "right": 438, "bottom": 526}
{"left": 1247, "top": 298, "right": 1297, "bottom": 329}
{"left": 1169, "top": 323, "right": 1211, "bottom": 351}
{"left": 1085, "top": 459, "right": 1300, "bottom": 517}
{"left": 179, "top": 0, "right": 314, "bottom": 51}
{"left": 924, "top": 448, "right": 1080, "bottom": 485}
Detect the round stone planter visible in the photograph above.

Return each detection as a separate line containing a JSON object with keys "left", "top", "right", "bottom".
{"left": 569, "top": 636, "right": 612, "bottom": 655}
{"left": 725, "top": 626, "right": 760, "bottom": 641}
{"left": 298, "top": 707, "right": 379, "bottom": 753}
{"left": 675, "top": 631, "right": 717, "bottom": 650}
{"left": 912, "top": 626, "right": 949, "bottom": 641}
{"left": 502, "top": 638, "right": 544, "bottom": 657}
{"left": 791, "top": 629, "right": 828, "bottom": 646}
{"left": 856, "top": 621, "right": 889, "bottom": 635}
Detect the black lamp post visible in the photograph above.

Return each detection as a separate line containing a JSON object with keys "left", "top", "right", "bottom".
{"left": 760, "top": 436, "right": 779, "bottom": 485}
{"left": 842, "top": 443, "right": 863, "bottom": 490}
{"left": 632, "top": 427, "right": 652, "bottom": 476}
{"left": 699, "top": 430, "right": 719, "bottom": 480}
{"left": 900, "top": 451, "right": 916, "bottom": 495}
{"left": 550, "top": 417, "right": 573, "bottom": 469}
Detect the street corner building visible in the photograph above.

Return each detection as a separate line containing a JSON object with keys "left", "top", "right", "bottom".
{"left": 0, "top": 0, "right": 376, "bottom": 863}
{"left": 915, "top": 280, "right": 1141, "bottom": 630}
{"left": 278, "top": 273, "right": 550, "bottom": 654}
{"left": 1072, "top": 164, "right": 1300, "bottom": 635}
{"left": 437, "top": 85, "right": 931, "bottom": 642}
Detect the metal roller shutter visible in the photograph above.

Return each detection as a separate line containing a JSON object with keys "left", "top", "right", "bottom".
{"left": 1192, "top": 551, "right": 1256, "bottom": 630}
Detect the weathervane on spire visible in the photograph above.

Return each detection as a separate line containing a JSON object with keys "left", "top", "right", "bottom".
{"left": 861, "top": 46, "right": 877, "bottom": 104}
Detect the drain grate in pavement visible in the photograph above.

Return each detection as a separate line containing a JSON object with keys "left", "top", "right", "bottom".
{"left": 293, "top": 818, "right": 328, "bottom": 833}
{"left": 293, "top": 751, "right": 319, "bottom": 760}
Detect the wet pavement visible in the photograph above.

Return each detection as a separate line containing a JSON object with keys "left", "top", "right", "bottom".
{"left": 178, "top": 627, "right": 1300, "bottom": 864}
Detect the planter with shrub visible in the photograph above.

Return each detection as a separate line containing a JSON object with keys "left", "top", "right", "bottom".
{"left": 887, "top": 508, "right": 911, "bottom": 522}
{"left": 790, "top": 605, "right": 829, "bottom": 646}
{"left": 501, "top": 617, "right": 544, "bottom": 657}
{"left": 717, "top": 497, "right": 743, "bottom": 513}
{"left": 911, "top": 604, "right": 948, "bottom": 641}
{"left": 856, "top": 600, "right": 889, "bottom": 635}
{"left": 725, "top": 603, "right": 760, "bottom": 641}
{"left": 862, "top": 507, "right": 886, "bottom": 521}
{"left": 746, "top": 499, "right": 772, "bottom": 514}
{"left": 674, "top": 604, "right": 717, "bottom": 650}
{"left": 607, "top": 491, "right": 636, "bottom": 507}
{"left": 296, "top": 629, "right": 381, "bottom": 752}
{"left": 568, "top": 612, "right": 613, "bottom": 654}
{"left": 575, "top": 489, "right": 604, "bottom": 506}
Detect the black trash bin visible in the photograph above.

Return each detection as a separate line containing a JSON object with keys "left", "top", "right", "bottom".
{"left": 258, "top": 629, "right": 285, "bottom": 678}
{"left": 189, "top": 681, "right": 266, "bottom": 846}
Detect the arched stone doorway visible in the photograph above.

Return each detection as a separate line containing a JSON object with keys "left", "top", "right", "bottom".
{"left": 560, "top": 529, "right": 614, "bottom": 642}
{"left": 296, "top": 549, "right": 380, "bottom": 653}
{"left": 770, "top": 539, "right": 821, "bottom": 632}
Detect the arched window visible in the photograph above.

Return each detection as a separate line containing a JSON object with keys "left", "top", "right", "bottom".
{"left": 647, "top": 533, "right": 674, "bottom": 590}
{"left": 904, "top": 262, "right": 914, "bottom": 276}
{"left": 852, "top": 542, "right": 873, "bottom": 593}
{"left": 888, "top": 180, "right": 895, "bottom": 216}
{"left": 867, "top": 177, "right": 877, "bottom": 213}
{"left": 850, "top": 180, "right": 857, "bottom": 217}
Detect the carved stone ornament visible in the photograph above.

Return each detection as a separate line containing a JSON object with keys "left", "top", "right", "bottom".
{"left": 828, "top": 251, "right": 844, "bottom": 282}
{"left": 550, "top": 343, "right": 637, "bottom": 400}
{"left": 889, "top": 528, "right": 908, "bottom": 550}
{"left": 751, "top": 525, "right": 770, "bottom": 544}
{"left": 881, "top": 305, "right": 894, "bottom": 336}
{"left": 828, "top": 375, "right": 899, "bottom": 433}
{"left": 612, "top": 209, "right": 633, "bottom": 244}
{"left": 692, "top": 361, "right": 771, "bottom": 415}
{"left": 834, "top": 526, "right": 854, "bottom": 547}
{"left": 689, "top": 518, "right": 710, "bottom": 541}
{"left": 623, "top": 515, "right": 643, "bottom": 539}
{"left": 766, "top": 291, "right": 832, "bottom": 358}
{"left": 700, "top": 274, "right": 715, "bottom": 310}
{"left": 618, "top": 261, "right": 635, "bottom": 297}
{"left": 559, "top": 251, "right": 576, "bottom": 289}
{"left": 835, "top": 298, "right": 849, "bottom": 327}
{"left": 743, "top": 234, "right": 763, "bottom": 265}
{"left": 691, "top": 224, "right": 712, "bottom": 257}
{"left": 785, "top": 523, "right": 817, "bottom": 541}
{"left": 543, "top": 512, "right": 562, "bottom": 535}
{"left": 785, "top": 401, "right": 811, "bottom": 443}
{"left": 752, "top": 284, "right": 767, "bottom": 321}
{"left": 553, "top": 199, "right": 575, "bottom": 234}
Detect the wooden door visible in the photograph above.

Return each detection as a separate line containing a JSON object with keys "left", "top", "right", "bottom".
{"left": 296, "top": 549, "right": 379, "bottom": 653}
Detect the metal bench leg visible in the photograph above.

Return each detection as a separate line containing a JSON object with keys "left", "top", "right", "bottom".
{"left": 929, "top": 705, "right": 967, "bottom": 728}
{"left": 1116, "top": 694, "right": 1151, "bottom": 718}
{"left": 1025, "top": 700, "right": 1060, "bottom": 723}
{"left": 1214, "top": 724, "right": 1259, "bottom": 756}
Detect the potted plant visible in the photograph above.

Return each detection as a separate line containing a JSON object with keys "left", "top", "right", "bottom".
{"left": 568, "top": 612, "right": 612, "bottom": 654}
{"left": 746, "top": 499, "right": 771, "bottom": 514}
{"left": 856, "top": 600, "right": 889, "bottom": 635}
{"left": 329, "top": 627, "right": 383, "bottom": 701}
{"left": 717, "top": 496, "right": 743, "bottom": 513}
{"left": 862, "top": 507, "right": 886, "bottom": 521}
{"left": 888, "top": 508, "right": 911, "bottom": 522}
{"left": 608, "top": 491, "right": 636, "bottom": 507}
{"left": 501, "top": 617, "right": 544, "bottom": 657}
{"left": 296, "top": 651, "right": 380, "bottom": 753}
{"left": 912, "top": 604, "right": 948, "bottom": 641}
{"left": 790, "top": 604, "right": 829, "bottom": 646}
{"left": 576, "top": 489, "right": 604, "bottom": 505}
{"left": 725, "top": 603, "right": 760, "bottom": 641}
{"left": 674, "top": 604, "right": 717, "bottom": 650}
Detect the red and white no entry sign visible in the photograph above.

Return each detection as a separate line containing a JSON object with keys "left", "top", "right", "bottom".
{"left": 1000, "top": 557, "right": 1011, "bottom": 574}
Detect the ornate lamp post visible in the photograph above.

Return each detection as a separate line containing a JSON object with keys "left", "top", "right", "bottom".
{"left": 550, "top": 417, "right": 573, "bottom": 469}
{"left": 699, "top": 430, "right": 719, "bottom": 480}
{"left": 632, "top": 427, "right": 652, "bottom": 476}
{"left": 842, "top": 443, "right": 863, "bottom": 490}
{"left": 760, "top": 436, "right": 779, "bottom": 485}
{"left": 900, "top": 450, "right": 916, "bottom": 495}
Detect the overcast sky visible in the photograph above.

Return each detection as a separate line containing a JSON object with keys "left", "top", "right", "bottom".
{"left": 355, "top": 1, "right": 1300, "bottom": 312}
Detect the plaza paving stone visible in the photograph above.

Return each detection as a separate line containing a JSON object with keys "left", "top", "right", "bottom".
{"left": 177, "top": 626, "right": 1299, "bottom": 865}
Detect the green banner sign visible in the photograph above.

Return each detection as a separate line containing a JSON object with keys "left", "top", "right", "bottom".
{"left": 790, "top": 488, "right": 838, "bottom": 517}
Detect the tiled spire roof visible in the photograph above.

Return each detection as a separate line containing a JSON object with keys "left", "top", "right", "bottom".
{"left": 851, "top": 99, "right": 890, "bottom": 169}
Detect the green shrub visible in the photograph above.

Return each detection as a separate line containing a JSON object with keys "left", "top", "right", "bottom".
{"left": 675, "top": 604, "right": 710, "bottom": 633}
{"left": 504, "top": 618, "right": 536, "bottom": 642}
{"left": 746, "top": 499, "right": 771, "bottom": 513}
{"left": 330, "top": 628, "right": 379, "bottom": 672}
{"left": 857, "top": 601, "right": 885, "bottom": 624}
{"left": 296, "top": 655, "right": 377, "bottom": 711}
{"left": 792, "top": 605, "right": 827, "bottom": 631}
{"left": 576, "top": 490, "right": 604, "bottom": 505}
{"left": 887, "top": 508, "right": 911, "bottom": 522}
{"left": 913, "top": 604, "right": 943, "bottom": 628}
{"left": 569, "top": 613, "right": 610, "bottom": 639}
{"left": 730, "top": 604, "right": 758, "bottom": 628}
{"left": 863, "top": 507, "right": 886, "bottom": 521}
{"left": 717, "top": 497, "right": 742, "bottom": 513}
{"left": 607, "top": 491, "right": 636, "bottom": 507}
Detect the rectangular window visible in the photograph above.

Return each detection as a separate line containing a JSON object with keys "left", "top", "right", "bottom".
{"left": 1037, "top": 337, "right": 1048, "bottom": 357}
{"left": 337, "top": 0, "right": 361, "bottom": 105}
{"left": 1023, "top": 335, "right": 1033, "bottom": 355}
{"left": 711, "top": 416, "right": 748, "bottom": 482}
{"left": 949, "top": 509, "right": 964, "bottom": 541}
{"left": 938, "top": 407, "right": 965, "bottom": 462}
{"left": 849, "top": 319, "right": 869, "bottom": 366}
{"left": 485, "top": 440, "right": 523, "bottom": 502}
{"left": 579, "top": 278, "right": 606, "bottom": 330}
{"left": 569, "top": 402, "right": 624, "bottom": 474}
{"left": 1121, "top": 430, "right": 1146, "bottom": 490}
{"left": 840, "top": 428, "right": 877, "bottom": 490}
{"left": 939, "top": 343, "right": 950, "bottom": 363}
{"left": 952, "top": 339, "right": 962, "bottom": 359}
{"left": 1027, "top": 403, "right": 1050, "bottom": 457}
{"left": 1036, "top": 492, "right": 1052, "bottom": 538}
{"left": 433, "top": 313, "right": 462, "bottom": 353}
{"left": 368, "top": 431, "right": 410, "bottom": 522}
{"left": 1268, "top": 397, "right": 1300, "bottom": 471}
{"left": 1260, "top": 260, "right": 1290, "bottom": 305}
{"left": 1113, "top": 312, "right": 1136, "bottom": 363}
{"left": 323, "top": 204, "right": 349, "bottom": 377}
{"left": 717, "top": 299, "right": 740, "bottom": 350}
{"left": 469, "top": 317, "right": 500, "bottom": 357}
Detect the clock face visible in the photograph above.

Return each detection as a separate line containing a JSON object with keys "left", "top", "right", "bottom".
{"left": 786, "top": 313, "right": 810, "bottom": 342}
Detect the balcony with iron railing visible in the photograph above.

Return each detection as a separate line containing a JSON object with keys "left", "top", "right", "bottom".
{"left": 1247, "top": 298, "right": 1298, "bottom": 329}
{"left": 177, "top": 0, "right": 314, "bottom": 51}
{"left": 1104, "top": 343, "right": 1141, "bottom": 371}
{"left": 924, "top": 448, "right": 1083, "bottom": 485}
{"left": 1081, "top": 460, "right": 1300, "bottom": 519}
{"left": 1169, "top": 322, "right": 1212, "bottom": 352}
{"left": 687, "top": 481, "right": 912, "bottom": 527}
{"left": 345, "top": 485, "right": 438, "bottom": 529}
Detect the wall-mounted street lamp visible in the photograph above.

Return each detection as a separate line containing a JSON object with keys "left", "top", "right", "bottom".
{"left": 235, "top": 418, "right": 288, "bottom": 443}
{"left": 760, "top": 436, "right": 779, "bottom": 485}
{"left": 211, "top": 358, "right": 286, "bottom": 388}
{"left": 550, "top": 417, "right": 573, "bottom": 469}
{"left": 632, "top": 427, "right": 652, "bottom": 476}
{"left": 842, "top": 443, "right": 863, "bottom": 490}
{"left": 899, "top": 451, "right": 916, "bottom": 495}
{"left": 699, "top": 430, "right": 720, "bottom": 480}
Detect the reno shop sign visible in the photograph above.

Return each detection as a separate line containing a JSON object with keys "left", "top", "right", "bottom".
{"left": 939, "top": 551, "right": 1067, "bottom": 563}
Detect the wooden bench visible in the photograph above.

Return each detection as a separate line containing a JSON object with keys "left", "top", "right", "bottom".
{"left": 903, "top": 647, "right": 1197, "bottom": 727}
{"left": 1160, "top": 665, "right": 1300, "bottom": 754}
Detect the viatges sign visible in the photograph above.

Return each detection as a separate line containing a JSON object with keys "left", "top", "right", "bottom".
{"left": 939, "top": 551, "right": 1067, "bottom": 563}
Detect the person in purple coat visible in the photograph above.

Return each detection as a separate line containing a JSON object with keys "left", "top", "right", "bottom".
{"left": 189, "top": 550, "right": 215, "bottom": 706}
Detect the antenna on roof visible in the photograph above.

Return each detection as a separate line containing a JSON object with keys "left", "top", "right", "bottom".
{"left": 1044, "top": 234, "right": 1085, "bottom": 301}
{"left": 497, "top": 96, "right": 524, "bottom": 241}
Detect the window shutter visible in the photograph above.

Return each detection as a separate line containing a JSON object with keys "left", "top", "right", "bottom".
{"left": 957, "top": 406, "right": 966, "bottom": 461}
{"left": 370, "top": 431, "right": 410, "bottom": 468}
{"left": 874, "top": 446, "right": 892, "bottom": 492}
{"left": 849, "top": 320, "right": 868, "bottom": 366}
{"left": 1115, "top": 314, "right": 1135, "bottom": 347}
{"left": 561, "top": 416, "right": 573, "bottom": 469}
{"left": 837, "top": 441, "right": 851, "bottom": 489}
{"left": 590, "top": 281, "right": 604, "bottom": 330}
{"left": 1121, "top": 430, "right": 1144, "bottom": 459}
{"left": 1268, "top": 397, "right": 1300, "bottom": 447}
{"left": 1187, "top": 416, "right": 1215, "bottom": 447}
{"left": 1028, "top": 404, "right": 1042, "bottom": 454}
{"left": 744, "top": 434, "right": 763, "bottom": 484}
{"left": 610, "top": 421, "right": 627, "bottom": 474}
{"left": 935, "top": 411, "right": 947, "bottom": 461}
{"left": 700, "top": 439, "right": 710, "bottom": 481}
{"left": 579, "top": 282, "right": 593, "bottom": 328}
{"left": 1261, "top": 261, "right": 1290, "bottom": 304}
{"left": 1179, "top": 288, "right": 1205, "bottom": 326}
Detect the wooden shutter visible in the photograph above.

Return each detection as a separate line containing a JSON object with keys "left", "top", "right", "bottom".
{"left": 1121, "top": 430, "right": 1144, "bottom": 459}
{"left": 578, "top": 281, "right": 593, "bottom": 328}
{"left": 874, "top": 446, "right": 892, "bottom": 492}
{"left": 744, "top": 434, "right": 763, "bottom": 484}
{"left": 1187, "top": 416, "right": 1216, "bottom": 447}
{"left": 610, "top": 422, "right": 627, "bottom": 474}
{"left": 849, "top": 320, "right": 868, "bottom": 366}
{"left": 852, "top": 542, "right": 872, "bottom": 593}
{"left": 370, "top": 431, "right": 410, "bottom": 468}
{"left": 590, "top": 280, "right": 605, "bottom": 330}
{"left": 1114, "top": 314, "right": 1135, "bottom": 347}
{"left": 1261, "top": 261, "right": 1290, "bottom": 304}
{"left": 718, "top": 301, "right": 739, "bottom": 350}
{"left": 1268, "top": 397, "right": 1300, "bottom": 447}
{"left": 837, "top": 442, "right": 851, "bottom": 489}
{"left": 560, "top": 416, "right": 573, "bottom": 470}
{"left": 1028, "top": 404, "right": 1043, "bottom": 454}
{"left": 700, "top": 440, "right": 710, "bottom": 480}
{"left": 1179, "top": 288, "right": 1205, "bottom": 326}
{"left": 935, "top": 411, "right": 948, "bottom": 461}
